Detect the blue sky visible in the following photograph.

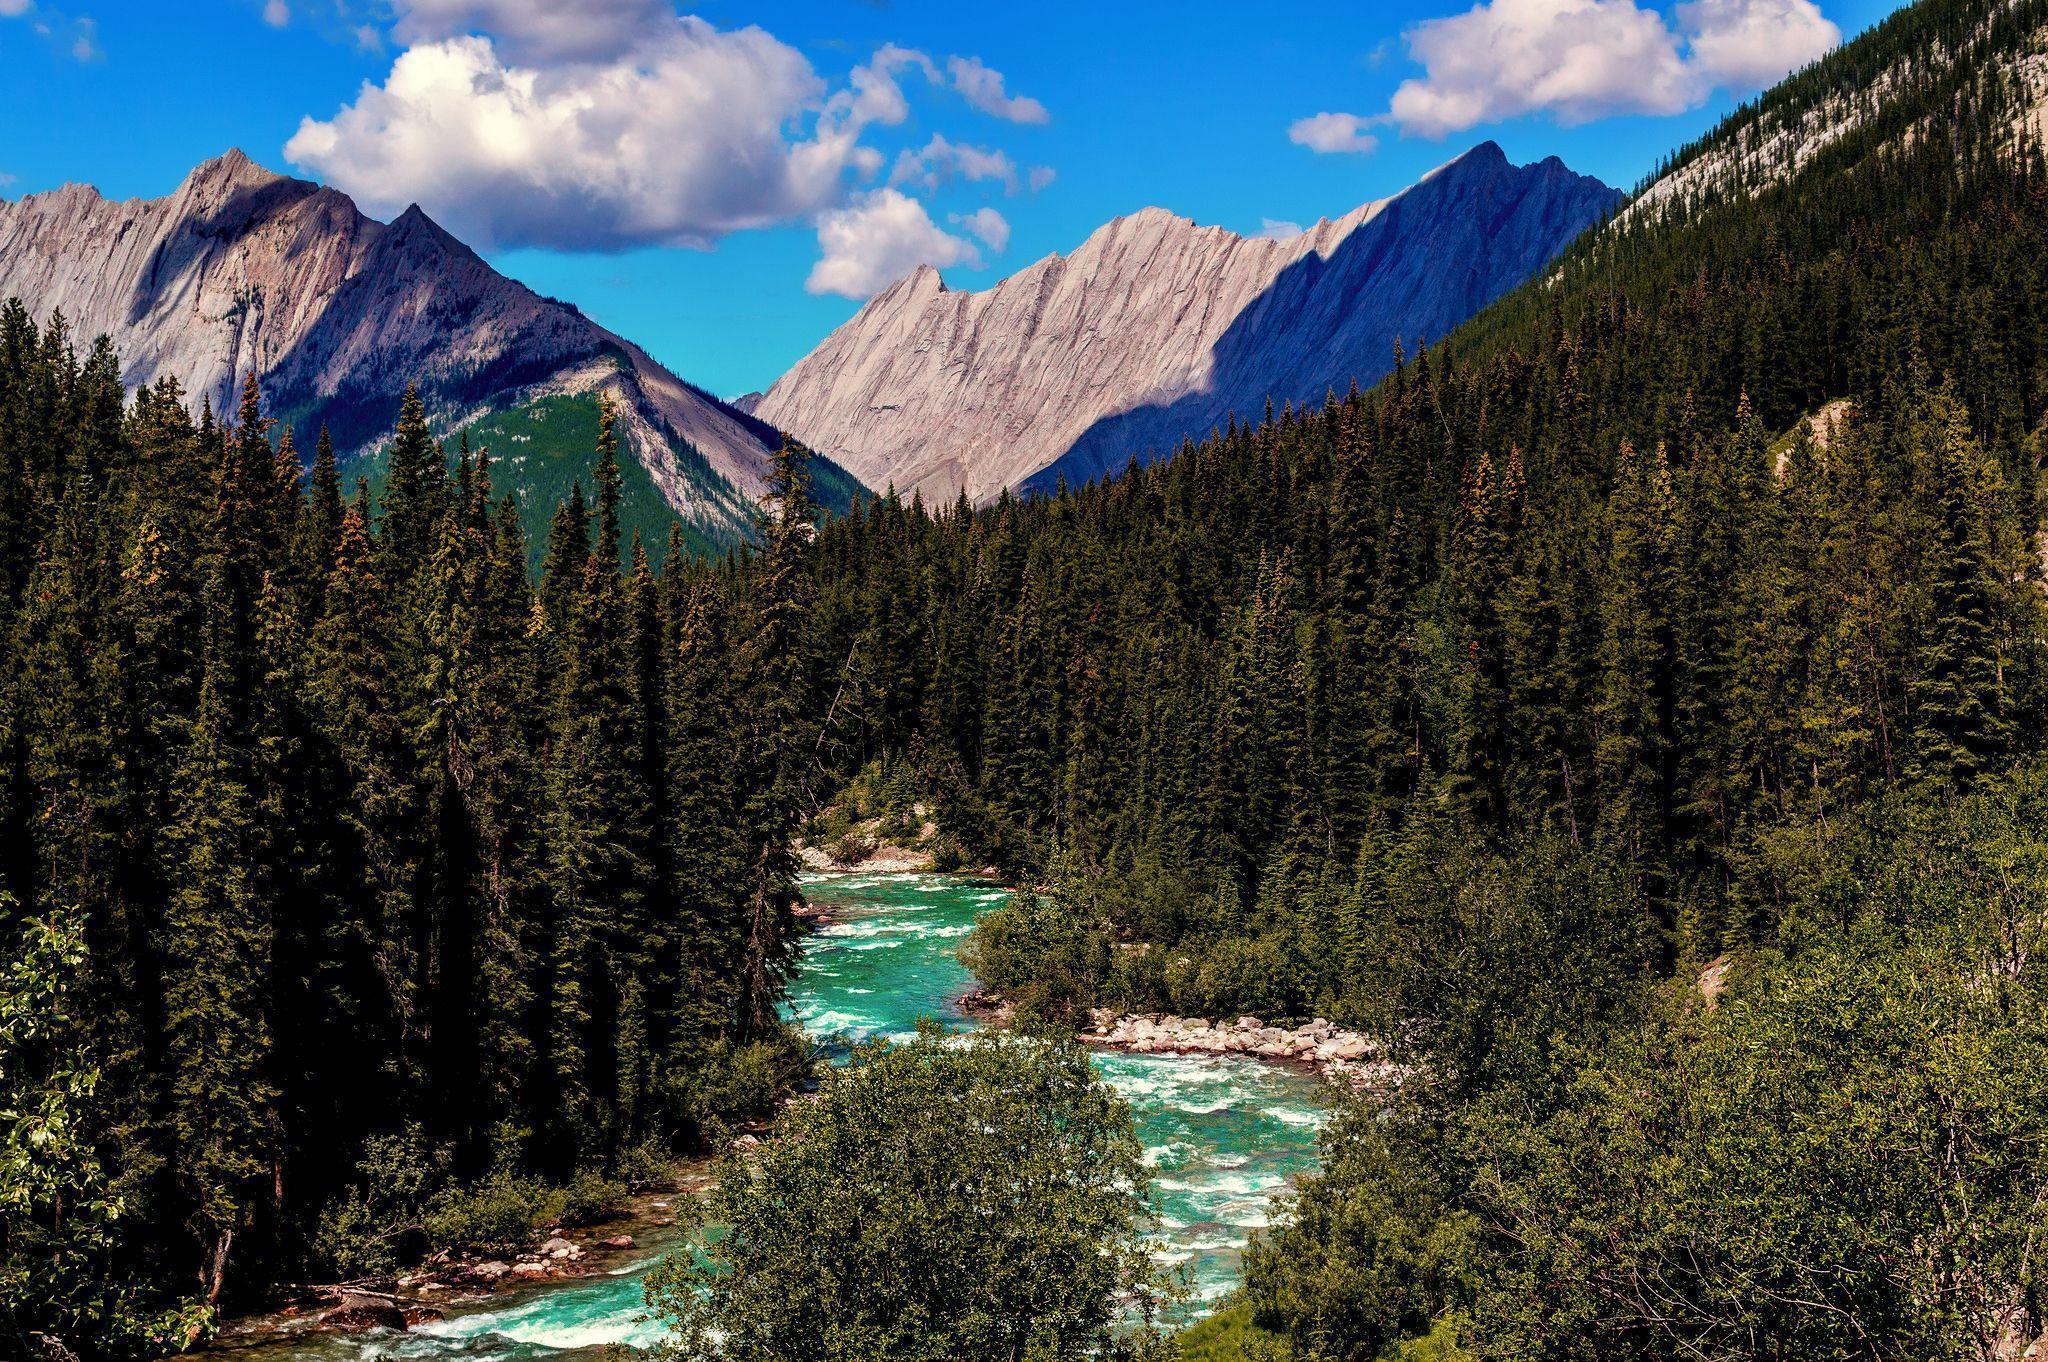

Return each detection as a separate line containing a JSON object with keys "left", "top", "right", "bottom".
{"left": 1, "top": 0, "right": 1910, "bottom": 397}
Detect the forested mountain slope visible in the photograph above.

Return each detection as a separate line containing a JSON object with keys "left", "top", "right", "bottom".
{"left": 0, "top": 151, "right": 858, "bottom": 554}
{"left": 756, "top": 144, "right": 1618, "bottom": 504}
{"left": 772, "top": 0, "right": 2048, "bottom": 1354}
{"left": 9, "top": 0, "right": 2048, "bottom": 1356}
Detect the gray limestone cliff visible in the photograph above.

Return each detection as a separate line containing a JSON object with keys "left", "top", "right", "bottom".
{"left": 755, "top": 143, "right": 1619, "bottom": 504}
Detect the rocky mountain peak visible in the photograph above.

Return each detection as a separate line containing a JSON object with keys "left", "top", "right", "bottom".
{"left": 174, "top": 147, "right": 294, "bottom": 206}
{"left": 0, "top": 150, "right": 841, "bottom": 550}
{"left": 756, "top": 145, "right": 1620, "bottom": 505}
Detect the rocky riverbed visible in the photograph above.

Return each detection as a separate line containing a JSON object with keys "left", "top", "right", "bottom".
{"left": 213, "top": 1178, "right": 708, "bottom": 1348}
{"left": 1077, "top": 1010, "right": 1403, "bottom": 1090}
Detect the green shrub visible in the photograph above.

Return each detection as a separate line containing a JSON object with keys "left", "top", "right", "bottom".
{"left": 646, "top": 1027, "right": 1170, "bottom": 1361}
{"left": 960, "top": 886, "right": 1112, "bottom": 1023}
{"left": 928, "top": 832, "right": 969, "bottom": 872}
{"left": 826, "top": 829, "right": 878, "bottom": 865}
{"left": 558, "top": 1169, "right": 629, "bottom": 1227}
{"left": 618, "top": 1139, "right": 674, "bottom": 1189}
{"left": 1174, "top": 1303, "right": 1292, "bottom": 1361}
{"left": 661, "top": 1032, "right": 805, "bottom": 1145}
{"left": 309, "top": 1125, "right": 442, "bottom": 1279}
{"left": 423, "top": 1172, "right": 561, "bottom": 1257}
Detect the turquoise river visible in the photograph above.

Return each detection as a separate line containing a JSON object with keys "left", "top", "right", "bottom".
{"left": 232, "top": 872, "right": 1330, "bottom": 1361}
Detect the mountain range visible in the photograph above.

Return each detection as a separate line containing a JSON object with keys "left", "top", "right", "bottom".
{"left": 0, "top": 144, "right": 1619, "bottom": 538}
{"left": 753, "top": 143, "right": 1620, "bottom": 505}
{"left": 0, "top": 149, "right": 856, "bottom": 553}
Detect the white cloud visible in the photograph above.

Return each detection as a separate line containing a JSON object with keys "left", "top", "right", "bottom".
{"left": 946, "top": 54, "right": 1049, "bottom": 124}
{"left": 1027, "top": 165, "right": 1057, "bottom": 192}
{"left": 891, "top": 133, "right": 1019, "bottom": 194}
{"left": 1295, "top": 0, "right": 1838, "bottom": 150}
{"left": 807, "top": 188, "right": 982, "bottom": 298}
{"left": 288, "top": 13, "right": 1051, "bottom": 258}
{"left": 6, "top": 1, "right": 98, "bottom": 60}
{"left": 263, "top": 0, "right": 289, "bottom": 27}
{"left": 1254, "top": 218, "right": 1305, "bottom": 241}
{"left": 1289, "top": 112, "right": 1380, "bottom": 155}
{"left": 288, "top": 20, "right": 892, "bottom": 251}
{"left": 952, "top": 206, "right": 1010, "bottom": 252}
{"left": 1681, "top": 0, "right": 1839, "bottom": 88}
{"left": 840, "top": 42, "right": 937, "bottom": 127}
{"left": 390, "top": 0, "right": 672, "bottom": 65}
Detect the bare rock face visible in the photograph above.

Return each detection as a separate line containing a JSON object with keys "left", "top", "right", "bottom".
{"left": 756, "top": 142, "right": 1619, "bottom": 505}
{"left": 0, "top": 150, "right": 803, "bottom": 543}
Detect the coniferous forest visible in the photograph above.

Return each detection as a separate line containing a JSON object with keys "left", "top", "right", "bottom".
{"left": 7, "top": 0, "right": 2048, "bottom": 1356}
{"left": 0, "top": 351, "right": 821, "bottom": 1348}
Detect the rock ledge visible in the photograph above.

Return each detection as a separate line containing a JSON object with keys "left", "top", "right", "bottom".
{"left": 1077, "top": 1010, "right": 1402, "bottom": 1090}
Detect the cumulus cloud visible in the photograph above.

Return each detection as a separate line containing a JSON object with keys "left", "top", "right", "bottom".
{"left": 289, "top": 11, "right": 1053, "bottom": 266}
{"left": 263, "top": 0, "right": 288, "bottom": 26}
{"left": 952, "top": 206, "right": 1010, "bottom": 252}
{"left": 289, "top": 6, "right": 1051, "bottom": 297}
{"left": 1254, "top": 218, "right": 1306, "bottom": 241}
{"left": 1294, "top": 0, "right": 1838, "bottom": 150}
{"left": 807, "top": 189, "right": 984, "bottom": 298}
{"left": 1681, "top": 0, "right": 1840, "bottom": 87}
{"left": 1289, "top": 112, "right": 1380, "bottom": 155}
{"left": 389, "top": 0, "right": 672, "bottom": 65}
{"left": 0, "top": 0, "right": 32, "bottom": 15}
{"left": 946, "top": 54, "right": 1049, "bottom": 124}
{"left": 892, "top": 133, "right": 1019, "bottom": 194}
{"left": 287, "top": 19, "right": 896, "bottom": 251}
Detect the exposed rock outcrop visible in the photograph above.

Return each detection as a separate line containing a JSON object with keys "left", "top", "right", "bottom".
{"left": 1078, "top": 1010, "right": 1405, "bottom": 1091}
{"left": 0, "top": 150, "right": 832, "bottom": 544}
{"left": 756, "top": 143, "right": 1618, "bottom": 504}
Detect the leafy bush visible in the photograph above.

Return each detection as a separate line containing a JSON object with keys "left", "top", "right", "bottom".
{"left": 1, "top": 906, "right": 200, "bottom": 1357}
{"left": 617, "top": 1139, "right": 675, "bottom": 1190}
{"left": 1251, "top": 769, "right": 2048, "bottom": 1360}
{"left": 1173, "top": 1303, "right": 1292, "bottom": 1361}
{"left": 826, "top": 830, "right": 879, "bottom": 865}
{"left": 646, "top": 1027, "right": 1174, "bottom": 1362}
{"left": 960, "top": 886, "right": 1113, "bottom": 1023}
{"left": 310, "top": 1126, "right": 442, "bottom": 1278}
{"left": 558, "top": 1169, "right": 628, "bottom": 1227}
{"left": 1245, "top": 1108, "right": 1479, "bottom": 1361}
{"left": 422, "top": 1171, "right": 561, "bottom": 1258}
{"left": 659, "top": 1032, "right": 804, "bottom": 1147}
{"left": 927, "top": 832, "right": 970, "bottom": 872}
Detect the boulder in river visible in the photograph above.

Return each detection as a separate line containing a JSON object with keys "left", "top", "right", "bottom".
{"left": 321, "top": 1294, "right": 408, "bottom": 1332}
